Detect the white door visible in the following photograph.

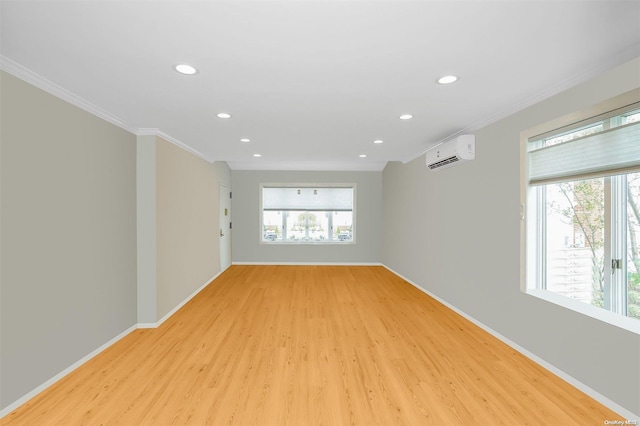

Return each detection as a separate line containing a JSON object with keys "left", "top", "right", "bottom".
{"left": 219, "top": 184, "right": 232, "bottom": 271}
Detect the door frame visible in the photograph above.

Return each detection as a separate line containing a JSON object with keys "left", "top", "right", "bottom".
{"left": 219, "top": 184, "right": 232, "bottom": 271}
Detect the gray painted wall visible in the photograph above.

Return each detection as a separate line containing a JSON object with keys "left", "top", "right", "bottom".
{"left": 231, "top": 170, "right": 381, "bottom": 264}
{"left": 1, "top": 71, "right": 138, "bottom": 408}
{"left": 382, "top": 58, "right": 640, "bottom": 416}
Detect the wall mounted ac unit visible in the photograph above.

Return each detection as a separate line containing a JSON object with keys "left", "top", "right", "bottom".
{"left": 425, "top": 134, "right": 475, "bottom": 171}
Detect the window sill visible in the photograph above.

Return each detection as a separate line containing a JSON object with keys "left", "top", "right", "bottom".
{"left": 525, "top": 288, "right": 640, "bottom": 335}
{"left": 260, "top": 240, "right": 355, "bottom": 245}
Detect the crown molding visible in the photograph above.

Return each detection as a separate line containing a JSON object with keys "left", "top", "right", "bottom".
{"left": 137, "top": 128, "right": 213, "bottom": 163}
{"left": 0, "top": 55, "right": 137, "bottom": 134}
{"left": 1, "top": 55, "right": 214, "bottom": 164}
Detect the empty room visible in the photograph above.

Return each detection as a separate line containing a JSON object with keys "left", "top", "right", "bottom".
{"left": 1, "top": 1, "right": 639, "bottom": 425}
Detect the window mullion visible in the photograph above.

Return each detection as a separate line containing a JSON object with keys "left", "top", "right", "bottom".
{"left": 305, "top": 212, "right": 309, "bottom": 241}
{"left": 604, "top": 178, "right": 613, "bottom": 310}
{"left": 610, "top": 175, "right": 628, "bottom": 315}
{"left": 537, "top": 186, "right": 547, "bottom": 290}
{"left": 282, "top": 212, "right": 287, "bottom": 240}
{"left": 328, "top": 212, "right": 333, "bottom": 241}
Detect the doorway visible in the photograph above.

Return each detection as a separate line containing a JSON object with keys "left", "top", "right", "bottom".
{"left": 219, "top": 184, "right": 232, "bottom": 271}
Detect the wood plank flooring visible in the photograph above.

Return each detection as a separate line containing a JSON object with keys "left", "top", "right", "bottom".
{"left": 2, "top": 265, "right": 623, "bottom": 425}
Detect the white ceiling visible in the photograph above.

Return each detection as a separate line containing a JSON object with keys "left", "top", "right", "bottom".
{"left": 1, "top": 1, "right": 639, "bottom": 171}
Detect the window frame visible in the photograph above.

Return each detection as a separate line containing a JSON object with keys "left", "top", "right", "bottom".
{"left": 259, "top": 183, "right": 356, "bottom": 245}
{"left": 520, "top": 89, "right": 640, "bottom": 335}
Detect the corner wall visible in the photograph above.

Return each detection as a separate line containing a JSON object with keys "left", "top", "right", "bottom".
{"left": 382, "top": 57, "right": 640, "bottom": 416}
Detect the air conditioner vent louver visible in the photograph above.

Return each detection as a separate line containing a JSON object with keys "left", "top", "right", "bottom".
{"left": 425, "top": 135, "right": 475, "bottom": 171}
{"left": 428, "top": 156, "right": 460, "bottom": 170}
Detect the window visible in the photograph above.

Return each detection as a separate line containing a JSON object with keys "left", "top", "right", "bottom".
{"left": 524, "top": 97, "right": 640, "bottom": 329}
{"left": 261, "top": 186, "right": 354, "bottom": 243}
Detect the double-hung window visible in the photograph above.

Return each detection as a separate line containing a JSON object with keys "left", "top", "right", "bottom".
{"left": 261, "top": 185, "right": 355, "bottom": 243}
{"left": 524, "top": 95, "right": 640, "bottom": 327}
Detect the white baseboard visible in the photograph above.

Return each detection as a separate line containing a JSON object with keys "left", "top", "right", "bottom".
{"left": 1, "top": 270, "right": 225, "bottom": 418}
{"left": 152, "top": 270, "right": 224, "bottom": 328}
{"left": 0, "top": 324, "right": 137, "bottom": 418}
{"left": 381, "top": 264, "right": 640, "bottom": 422}
{"left": 136, "top": 322, "right": 158, "bottom": 329}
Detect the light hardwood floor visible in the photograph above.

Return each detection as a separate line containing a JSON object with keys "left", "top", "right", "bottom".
{"left": 3, "top": 265, "right": 623, "bottom": 425}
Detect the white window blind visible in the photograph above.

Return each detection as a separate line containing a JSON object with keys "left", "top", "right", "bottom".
{"left": 262, "top": 187, "right": 353, "bottom": 211}
{"left": 528, "top": 104, "right": 640, "bottom": 186}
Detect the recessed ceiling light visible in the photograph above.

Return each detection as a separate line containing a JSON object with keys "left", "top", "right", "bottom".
{"left": 359, "top": 154, "right": 367, "bottom": 158}
{"left": 174, "top": 64, "right": 197, "bottom": 75}
{"left": 373, "top": 139, "right": 384, "bottom": 144}
{"left": 399, "top": 114, "right": 413, "bottom": 120}
{"left": 437, "top": 75, "right": 458, "bottom": 84}
{"left": 253, "top": 153, "right": 262, "bottom": 157}
{"left": 240, "top": 138, "right": 251, "bottom": 143}
{"left": 216, "top": 113, "right": 231, "bottom": 119}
